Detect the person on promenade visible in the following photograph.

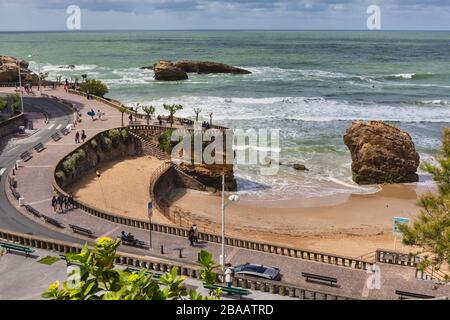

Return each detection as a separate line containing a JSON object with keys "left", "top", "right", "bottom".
{"left": 192, "top": 224, "right": 199, "bottom": 244}
{"left": 97, "top": 109, "right": 102, "bottom": 121}
{"left": 157, "top": 115, "right": 162, "bottom": 126}
{"left": 188, "top": 226, "right": 195, "bottom": 246}
{"left": 51, "top": 196, "right": 58, "bottom": 213}
{"left": 81, "top": 130, "right": 87, "bottom": 143}
{"left": 57, "top": 195, "right": 64, "bottom": 213}
{"left": 64, "top": 196, "right": 70, "bottom": 210}
{"left": 224, "top": 263, "right": 235, "bottom": 289}
{"left": 68, "top": 193, "right": 74, "bottom": 209}
{"left": 75, "top": 131, "right": 80, "bottom": 144}
{"left": 128, "top": 113, "right": 133, "bottom": 124}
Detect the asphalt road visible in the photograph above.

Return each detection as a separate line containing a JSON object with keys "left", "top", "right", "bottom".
{"left": 0, "top": 97, "right": 81, "bottom": 242}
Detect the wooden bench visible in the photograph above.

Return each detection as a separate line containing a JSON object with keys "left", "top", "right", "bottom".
{"left": 69, "top": 224, "right": 95, "bottom": 237}
{"left": 33, "top": 143, "right": 45, "bottom": 153}
{"left": 23, "top": 204, "right": 42, "bottom": 218}
{"left": 20, "top": 151, "right": 32, "bottom": 162}
{"left": 301, "top": 272, "right": 338, "bottom": 287}
{"left": 10, "top": 186, "right": 21, "bottom": 200}
{"left": 61, "top": 127, "right": 70, "bottom": 136}
{"left": 41, "top": 215, "right": 65, "bottom": 228}
{"left": 0, "top": 241, "right": 35, "bottom": 257}
{"left": 203, "top": 284, "right": 251, "bottom": 299}
{"left": 125, "top": 267, "right": 162, "bottom": 280}
{"left": 395, "top": 290, "right": 435, "bottom": 300}
{"left": 51, "top": 133, "right": 61, "bottom": 141}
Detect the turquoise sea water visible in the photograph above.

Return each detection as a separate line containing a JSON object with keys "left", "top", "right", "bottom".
{"left": 1, "top": 31, "right": 449, "bottom": 199}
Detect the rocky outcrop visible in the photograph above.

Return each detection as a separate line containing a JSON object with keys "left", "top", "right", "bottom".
{"left": 175, "top": 60, "right": 251, "bottom": 75}
{"left": 153, "top": 60, "right": 188, "bottom": 81}
{"left": 343, "top": 121, "right": 420, "bottom": 185}
{"left": 0, "top": 55, "right": 38, "bottom": 83}
{"left": 177, "top": 163, "right": 236, "bottom": 191}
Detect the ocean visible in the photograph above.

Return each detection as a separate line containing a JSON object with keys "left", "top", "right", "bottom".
{"left": 1, "top": 30, "right": 449, "bottom": 199}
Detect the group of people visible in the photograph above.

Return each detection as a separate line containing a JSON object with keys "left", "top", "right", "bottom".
{"left": 201, "top": 121, "right": 211, "bottom": 129}
{"left": 75, "top": 130, "right": 87, "bottom": 144}
{"left": 87, "top": 108, "right": 105, "bottom": 121}
{"left": 51, "top": 193, "right": 75, "bottom": 213}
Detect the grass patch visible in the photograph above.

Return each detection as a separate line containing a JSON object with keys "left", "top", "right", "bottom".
{"left": 37, "top": 256, "right": 60, "bottom": 265}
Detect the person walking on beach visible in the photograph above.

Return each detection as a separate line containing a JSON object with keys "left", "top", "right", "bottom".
{"left": 224, "top": 263, "right": 235, "bottom": 289}
{"left": 75, "top": 131, "right": 80, "bottom": 144}
{"left": 81, "top": 130, "right": 87, "bottom": 143}
{"left": 51, "top": 196, "right": 58, "bottom": 213}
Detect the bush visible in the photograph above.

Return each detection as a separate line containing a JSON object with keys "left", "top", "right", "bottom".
{"left": 108, "top": 129, "right": 121, "bottom": 148}
{"left": 121, "top": 129, "right": 130, "bottom": 144}
{"left": 100, "top": 135, "right": 112, "bottom": 152}
{"left": 61, "top": 149, "right": 86, "bottom": 174}
{"left": 55, "top": 171, "right": 66, "bottom": 182}
{"left": 79, "top": 79, "right": 109, "bottom": 97}
{"left": 90, "top": 139, "right": 98, "bottom": 149}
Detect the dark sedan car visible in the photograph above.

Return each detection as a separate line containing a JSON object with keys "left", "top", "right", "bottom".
{"left": 233, "top": 263, "right": 282, "bottom": 281}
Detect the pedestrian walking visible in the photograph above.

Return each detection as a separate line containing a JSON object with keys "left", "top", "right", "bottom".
{"left": 57, "top": 195, "right": 64, "bottom": 213}
{"left": 188, "top": 226, "right": 195, "bottom": 246}
{"left": 64, "top": 196, "right": 70, "bottom": 210}
{"left": 192, "top": 224, "right": 199, "bottom": 244}
{"left": 81, "top": 130, "right": 87, "bottom": 143}
{"left": 75, "top": 131, "right": 80, "bottom": 144}
{"left": 224, "top": 263, "right": 235, "bottom": 289}
{"left": 128, "top": 113, "right": 133, "bottom": 124}
{"left": 68, "top": 193, "right": 74, "bottom": 209}
{"left": 157, "top": 115, "right": 162, "bottom": 126}
{"left": 51, "top": 196, "right": 58, "bottom": 213}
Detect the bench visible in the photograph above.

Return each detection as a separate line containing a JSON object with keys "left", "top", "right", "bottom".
{"left": 301, "top": 272, "right": 338, "bottom": 287}
{"left": 41, "top": 215, "right": 65, "bottom": 228}
{"left": 51, "top": 133, "right": 61, "bottom": 141}
{"left": 0, "top": 241, "right": 35, "bottom": 257}
{"left": 33, "top": 143, "right": 45, "bottom": 153}
{"left": 20, "top": 151, "right": 32, "bottom": 162}
{"left": 61, "top": 127, "right": 70, "bottom": 136}
{"left": 395, "top": 290, "right": 435, "bottom": 300}
{"left": 120, "top": 237, "right": 148, "bottom": 249}
{"left": 10, "top": 186, "right": 21, "bottom": 200}
{"left": 69, "top": 224, "right": 95, "bottom": 237}
{"left": 125, "top": 267, "right": 162, "bottom": 280}
{"left": 203, "top": 284, "right": 251, "bottom": 299}
{"left": 23, "top": 204, "right": 42, "bottom": 218}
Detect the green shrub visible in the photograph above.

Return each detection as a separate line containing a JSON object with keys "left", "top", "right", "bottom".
{"left": 91, "top": 139, "right": 98, "bottom": 149}
{"left": 121, "top": 129, "right": 130, "bottom": 144}
{"left": 108, "top": 129, "right": 121, "bottom": 148}
{"left": 101, "top": 135, "right": 112, "bottom": 152}
{"left": 55, "top": 170, "right": 66, "bottom": 182}
{"left": 79, "top": 79, "right": 108, "bottom": 97}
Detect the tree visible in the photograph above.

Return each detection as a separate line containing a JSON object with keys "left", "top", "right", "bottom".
{"left": 142, "top": 105, "right": 156, "bottom": 125}
{"left": 81, "top": 74, "right": 88, "bottom": 82}
{"left": 193, "top": 108, "right": 202, "bottom": 122}
{"left": 79, "top": 79, "right": 109, "bottom": 97}
{"left": 55, "top": 75, "right": 62, "bottom": 86}
{"left": 209, "top": 112, "right": 213, "bottom": 126}
{"left": 163, "top": 104, "right": 183, "bottom": 127}
{"left": 42, "top": 237, "right": 221, "bottom": 300}
{"left": 399, "top": 128, "right": 450, "bottom": 280}
{"left": 118, "top": 104, "right": 128, "bottom": 127}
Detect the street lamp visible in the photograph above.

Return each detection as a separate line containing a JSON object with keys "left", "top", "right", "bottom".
{"left": 17, "top": 62, "right": 24, "bottom": 114}
{"left": 221, "top": 174, "right": 239, "bottom": 270}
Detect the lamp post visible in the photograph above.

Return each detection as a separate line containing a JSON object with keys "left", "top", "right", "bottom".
{"left": 148, "top": 200, "right": 153, "bottom": 249}
{"left": 221, "top": 174, "right": 239, "bottom": 270}
{"left": 17, "top": 63, "right": 24, "bottom": 114}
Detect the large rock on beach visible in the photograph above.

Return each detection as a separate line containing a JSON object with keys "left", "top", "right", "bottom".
{"left": 177, "top": 163, "right": 237, "bottom": 191}
{"left": 343, "top": 121, "right": 420, "bottom": 185}
{"left": 153, "top": 60, "right": 188, "bottom": 81}
{"left": 0, "top": 55, "right": 38, "bottom": 83}
{"left": 175, "top": 60, "right": 251, "bottom": 75}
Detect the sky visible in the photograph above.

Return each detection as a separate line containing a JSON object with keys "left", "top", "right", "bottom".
{"left": 0, "top": 0, "right": 450, "bottom": 31}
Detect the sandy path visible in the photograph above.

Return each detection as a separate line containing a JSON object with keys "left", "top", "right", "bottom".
{"left": 68, "top": 156, "right": 171, "bottom": 224}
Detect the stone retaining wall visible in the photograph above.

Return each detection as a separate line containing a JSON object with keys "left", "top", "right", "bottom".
{"left": 0, "top": 113, "right": 24, "bottom": 138}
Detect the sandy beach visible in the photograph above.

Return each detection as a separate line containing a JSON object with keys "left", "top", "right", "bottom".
{"left": 68, "top": 156, "right": 432, "bottom": 257}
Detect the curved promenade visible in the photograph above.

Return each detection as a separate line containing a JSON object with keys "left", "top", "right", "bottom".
{"left": 0, "top": 86, "right": 448, "bottom": 299}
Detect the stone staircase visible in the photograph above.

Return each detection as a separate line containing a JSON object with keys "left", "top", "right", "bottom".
{"left": 129, "top": 130, "right": 169, "bottom": 160}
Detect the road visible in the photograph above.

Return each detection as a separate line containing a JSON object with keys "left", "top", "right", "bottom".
{"left": 0, "top": 97, "right": 80, "bottom": 242}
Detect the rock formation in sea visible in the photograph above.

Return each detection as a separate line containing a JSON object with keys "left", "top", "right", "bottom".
{"left": 153, "top": 60, "right": 188, "bottom": 81}
{"left": 177, "top": 163, "right": 237, "bottom": 191}
{"left": 151, "top": 60, "right": 251, "bottom": 81}
{"left": 0, "top": 55, "right": 38, "bottom": 83}
{"left": 343, "top": 121, "right": 420, "bottom": 184}
{"left": 175, "top": 60, "right": 251, "bottom": 75}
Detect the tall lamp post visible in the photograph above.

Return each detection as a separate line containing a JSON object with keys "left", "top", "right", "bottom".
{"left": 221, "top": 174, "right": 239, "bottom": 270}
{"left": 148, "top": 200, "right": 153, "bottom": 249}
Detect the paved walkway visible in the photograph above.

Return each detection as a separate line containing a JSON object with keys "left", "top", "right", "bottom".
{"left": 1, "top": 87, "right": 449, "bottom": 300}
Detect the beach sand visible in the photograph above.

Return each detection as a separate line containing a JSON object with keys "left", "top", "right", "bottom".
{"left": 69, "top": 156, "right": 433, "bottom": 257}
{"left": 68, "top": 156, "right": 171, "bottom": 225}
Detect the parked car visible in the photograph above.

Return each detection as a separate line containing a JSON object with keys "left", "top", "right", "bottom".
{"left": 233, "top": 263, "right": 282, "bottom": 281}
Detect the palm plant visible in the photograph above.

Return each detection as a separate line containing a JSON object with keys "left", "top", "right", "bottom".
{"left": 193, "top": 107, "right": 202, "bottom": 122}
{"left": 142, "top": 105, "right": 156, "bottom": 125}
{"left": 163, "top": 104, "right": 183, "bottom": 127}
{"left": 118, "top": 104, "right": 128, "bottom": 127}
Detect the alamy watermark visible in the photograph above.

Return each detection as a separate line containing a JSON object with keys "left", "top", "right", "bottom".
{"left": 66, "top": 5, "right": 81, "bottom": 30}
{"left": 366, "top": 264, "right": 381, "bottom": 290}
{"left": 367, "top": 5, "right": 381, "bottom": 30}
